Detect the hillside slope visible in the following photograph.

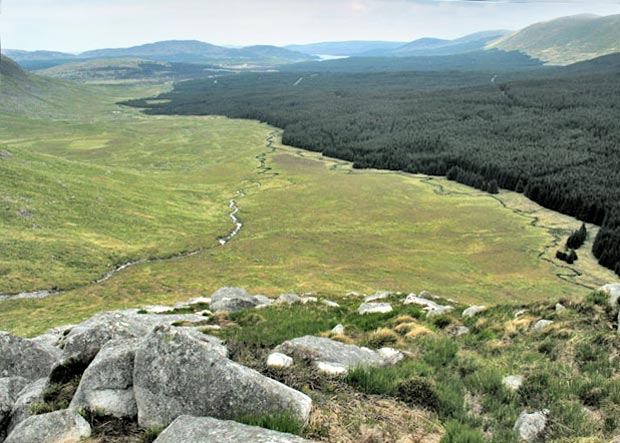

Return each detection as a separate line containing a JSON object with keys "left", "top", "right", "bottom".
{"left": 388, "top": 30, "right": 509, "bottom": 57}
{"left": 0, "top": 55, "right": 121, "bottom": 116}
{"left": 489, "top": 14, "right": 620, "bottom": 65}
{"left": 36, "top": 58, "right": 229, "bottom": 83}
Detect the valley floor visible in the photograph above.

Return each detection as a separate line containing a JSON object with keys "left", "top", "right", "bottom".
{"left": 0, "top": 85, "right": 615, "bottom": 336}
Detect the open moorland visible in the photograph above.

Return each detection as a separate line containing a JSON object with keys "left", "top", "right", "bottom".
{"left": 0, "top": 67, "right": 614, "bottom": 336}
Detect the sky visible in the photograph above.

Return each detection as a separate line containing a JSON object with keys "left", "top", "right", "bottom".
{"left": 2, "top": 0, "right": 620, "bottom": 53}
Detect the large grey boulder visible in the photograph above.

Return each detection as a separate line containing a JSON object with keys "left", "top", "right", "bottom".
{"left": 210, "top": 287, "right": 260, "bottom": 313}
{"left": 70, "top": 339, "right": 139, "bottom": 418}
{"left": 4, "top": 409, "right": 91, "bottom": 443}
{"left": 153, "top": 416, "right": 317, "bottom": 443}
{"left": 513, "top": 409, "right": 549, "bottom": 442}
{"left": 7, "top": 378, "right": 48, "bottom": 434}
{"left": 0, "top": 332, "right": 60, "bottom": 381}
{"left": 133, "top": 325, "right": 312, "bottom": 429}
{"left": 273, "top": 336, "right": 400, "bottom": 375}
{"left": 59, "top": 309, "right": 208, "bottom": 364}
{"left": 599, "top": 283, "right": 620, "bottom": 307}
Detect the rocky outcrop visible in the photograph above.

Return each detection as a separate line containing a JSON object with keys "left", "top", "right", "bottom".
{"left": 513, "top": 409, "right": 549, "bottom": 442}
{"left": 153, "top": 415, "right": 317, "bottom": 443}
{"left": 210, "top": 287, "right": 261, "bottom": 313}
{"left": 7, "top": 378, "right": 47, "bottom": 434}
{"left": 0, "top": 332, "right": 60, "bottom": 381}
{"left": 272, "top": 336, "right": 402, "bottom": 375}
{"left": 58, "top": 309, "right": 207, "bottom": 364}
{"left": 4, "top": 409, "right": 91, "bottom": 443}
{"left": 133, "top": 325, "right": 312, "bottom": 429}
{"left": 70, "top": 339, "right": 139, "bottom": 418}
{"left": 357, "top": 303, "right": 393, "bottom": 315}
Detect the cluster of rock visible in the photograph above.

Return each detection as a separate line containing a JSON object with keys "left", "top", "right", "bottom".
{"left": 0, "top": 287, "right": 400, "bottom": 443}
{"left": 3, "top": 283, "right": 619, "bottom": 442}
{"left": 353, "top": 290, "right": 456, "bottom": 317}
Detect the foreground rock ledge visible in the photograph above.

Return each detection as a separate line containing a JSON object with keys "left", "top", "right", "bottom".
{"left": 133, "top": 325, "right": 312, "bottom": 429}
{"left": 153, "top": 415, "right": 317, "bottom": 443}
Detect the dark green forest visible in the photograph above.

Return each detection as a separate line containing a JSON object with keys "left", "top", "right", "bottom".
{"left": 126, "top": 55, "right": 620, "bottom": 276}
{"left": 279, "top": 50, "right": 543, "bottom": 73}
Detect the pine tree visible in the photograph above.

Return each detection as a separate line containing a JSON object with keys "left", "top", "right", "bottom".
{"left": 567, "top": 223, "right": 587, "bottom": 250}
{"left": 487, "top": 180, "right": 499, "bottom": 195}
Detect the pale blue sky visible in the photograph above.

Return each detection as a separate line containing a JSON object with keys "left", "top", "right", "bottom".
{"left": 2, "top": 0, "right": 620, "bottom": 53}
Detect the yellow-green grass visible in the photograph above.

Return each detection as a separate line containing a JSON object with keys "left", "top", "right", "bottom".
{"left": 0, "top": 113, "right": 268, "bottom": 294}
{"left": 1, "top": 107, "right": 613, "bottom": 335}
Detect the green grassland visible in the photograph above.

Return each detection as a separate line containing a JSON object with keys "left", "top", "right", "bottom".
{"left": 0, "top": 93, "right": 614, "bottom": 335}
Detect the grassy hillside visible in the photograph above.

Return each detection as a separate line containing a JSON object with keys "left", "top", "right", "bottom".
{"left": 389, "top": 31, "right": 509, "bottom": 57}
{"left": 36, "top": 58, "right": 231, "bottom": 84}
{"left": 489, "top": 14, "right": 620, "bottom": 65}
{"left": 78, "top": 40, "right": 316, "bottom": 65}
{"left": 0, "top": 55, "right": 111, "bottom": 116}
{"left": 215, "top": 290, "right": 620, "bottom": 443}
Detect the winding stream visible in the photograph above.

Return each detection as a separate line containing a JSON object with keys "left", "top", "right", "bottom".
{"left": 0, "top": 132, "right": 281, "bottom": 302}
{"left": 0, "top": 193, "right": 245, "bottom": 302}
{"left": 0, "top": 132, "right": 278, "bottom": 303}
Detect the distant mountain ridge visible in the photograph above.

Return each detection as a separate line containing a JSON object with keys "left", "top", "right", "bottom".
{"left": 5, "top": 13, "right": 620, "bottom": 72}
{"left": 489, "top": 14, "right": 620, "bottom": 64}
{"left": 386, "top": 31, "right": 510, "bottom": 57}
{"left": 4, "top": 40, "right": 317, "bottom": 69}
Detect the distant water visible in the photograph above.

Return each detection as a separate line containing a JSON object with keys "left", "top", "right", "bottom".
{"left": 316, "top": 55, "right": 350, "bottom": 61}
